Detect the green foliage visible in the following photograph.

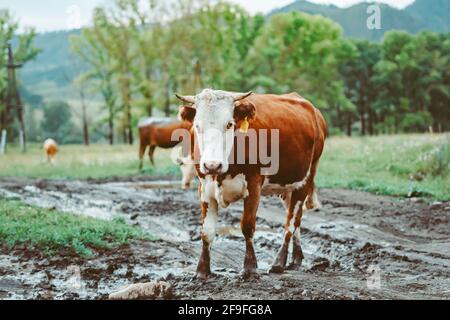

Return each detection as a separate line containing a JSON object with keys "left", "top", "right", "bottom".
{"left": 0, "top": 199, "right": 152, "bottom": 257}
{"left": 3, "top": 1, "right": 450, "bottom": 144}
{"left": 41, "top": 101, "right": 77, "bottom": 144}
{"left": 0, "top": 10, "right": 40, "bottom": 115}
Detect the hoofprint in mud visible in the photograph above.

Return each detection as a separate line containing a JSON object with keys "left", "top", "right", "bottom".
{"left": 0, "top": 177, "right": 449, "bottom": 300}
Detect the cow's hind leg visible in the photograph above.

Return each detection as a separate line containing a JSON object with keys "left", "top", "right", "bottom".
{"left": 287, "top": 202, "right": 305, "bottom": 270}
{"left": 289, "top": 172, "right": 319, "bottom": 270}
{"left": 304, "top": 180, "right": 321, "bottom": 211}
{"left": 269, "top": 191, "right": 294, "bottom": 273}
{"left": 270, "top": 188, "right": 308, "bottom": 274}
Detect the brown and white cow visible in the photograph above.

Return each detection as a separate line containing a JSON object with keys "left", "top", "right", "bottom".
{"left": 43, "top": 138, "right": 58, "bottom": 164}
{"left": 138, "top": 118, "right": 196, "bottom": 189}
{"left": 176, "top": 89, "right": 327, "bottom": 279}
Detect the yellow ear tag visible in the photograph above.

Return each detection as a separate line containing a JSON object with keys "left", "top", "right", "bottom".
{"left": 240, "top": 117, "right": 249, "bottom": 133}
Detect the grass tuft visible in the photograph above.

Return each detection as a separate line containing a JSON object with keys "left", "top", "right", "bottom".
{"left": 0, "top": 199, "right": 153, "bottom": 257}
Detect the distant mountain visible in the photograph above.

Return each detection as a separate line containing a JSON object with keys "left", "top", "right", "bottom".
{"left": 270, "top": 0, "right": 450, "bottom": 41}
{"left": 19, "top": 29, "right": 82, "bottom": 100}
{"left": 406, "top": 0, "right": 450, "bottom": 33}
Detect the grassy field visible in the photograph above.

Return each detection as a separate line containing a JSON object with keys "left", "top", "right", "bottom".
{"left": 317, "top": 134, "right": 450, "bottom": 201}
{"left": 0, "top": 143, "right": 179, "bottom": 179}
{"left": 0, "top": 134, "right": 449, "bottom": 200}
{"left": 0, "top": 199, "right": 152, "bottom": 257}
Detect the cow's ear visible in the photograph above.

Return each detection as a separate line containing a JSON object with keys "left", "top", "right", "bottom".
{"left": 234, "top": 101, "right": 256, "bottom": 122}
{"left": 178, "top": 105, "right": 196, "bottom": 123}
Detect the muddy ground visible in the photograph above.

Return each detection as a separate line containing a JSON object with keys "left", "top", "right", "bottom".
{"left": 0, "top": 177, "right": 449, "bottom": 300}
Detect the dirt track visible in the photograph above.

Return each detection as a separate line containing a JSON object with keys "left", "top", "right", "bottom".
{"left": 0, "top": 177, "right": 449, "bottom": 300}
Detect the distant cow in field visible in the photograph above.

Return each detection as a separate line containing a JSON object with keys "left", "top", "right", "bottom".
{"left": 177, "top": 89, "right": 327, "bottom": 279}
{"left": 138, "top": 118, "right": 195, "bottom": 189}
{"left": 43, "top": 139, "right": 58, "bottom": 164}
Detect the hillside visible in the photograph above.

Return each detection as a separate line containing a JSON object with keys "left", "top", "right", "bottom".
{"left": 18, "top": 0, "right": 450, "bottom": 102}
{"left": 19, "top": 29, "right": 85, "bottom": 101}
{"left": 271, "top": 0, "right": 450, "bottom": 41}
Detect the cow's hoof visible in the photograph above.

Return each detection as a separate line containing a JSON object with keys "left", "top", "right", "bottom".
{"left": 195, "top": 272, "right": 211, "bottom": 281}
{"left": 241, "top": 270, "right": 259, "bottom": 281}
{"left": 286, "top": 262, "right": 302, "bottom": 271}
{"left": 269, "top": 265, "right": 285, "bottom": 274}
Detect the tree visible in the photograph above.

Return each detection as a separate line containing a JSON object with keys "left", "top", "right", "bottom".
{"left": 0, "top": 10, "right": 40, "bottom": 149}
{"left": 373, "top": 31, "right": 449, "bottom": 133}
{"left": 41, "top": 101, "right": 74, "bottom": 144}
{"left": 71, "top": 15, "right": 119, "bottom": 145}
{"left": 339, "top": 40, "right": 380, "bottom": 135}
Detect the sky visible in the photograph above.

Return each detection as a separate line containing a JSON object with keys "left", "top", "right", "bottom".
{"left": 0, "top": 0, "right": 415, "bottom": 32}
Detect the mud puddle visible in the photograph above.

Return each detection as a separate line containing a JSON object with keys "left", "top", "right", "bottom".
{"left": 0, "top": 177, "right": 449, "bottom": 300}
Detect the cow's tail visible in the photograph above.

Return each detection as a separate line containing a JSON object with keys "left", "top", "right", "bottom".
{"left": 302, "top": 104, "right": 323, "bottom": 211}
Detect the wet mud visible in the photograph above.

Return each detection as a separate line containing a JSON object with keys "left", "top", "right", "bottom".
{"left": 0, "top": 177, "right": 449, "bottom": 300}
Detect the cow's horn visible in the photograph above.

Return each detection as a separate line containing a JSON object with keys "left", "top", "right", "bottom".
{"left": 230, "top": 91, "right": 253, "bottom": 101}
{"left": 175, "top": 94, "right": 196, "bottom": 105}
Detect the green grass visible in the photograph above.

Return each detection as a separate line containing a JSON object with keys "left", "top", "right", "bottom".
{"left": 0, "top": 143, "right": 180, "bottom": 179}
{"left": 0, "top": 134, "right": 449, "bottom": 200}
{"left": 0, "top": 199, "right": 153, "bottom": 257}
{"left": 316, "top": 134, "right": 450, "bottom": 201}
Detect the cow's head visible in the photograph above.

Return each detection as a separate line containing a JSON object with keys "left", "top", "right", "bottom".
{"left": 176, "top": 89, "right": 255, "bottom": 175}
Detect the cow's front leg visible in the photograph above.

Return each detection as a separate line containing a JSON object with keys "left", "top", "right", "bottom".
{"left": 241, "top": 174, "right": 263, "bottom": 278}
{"left": 196, "top": 201, "right": 218, "bottom": 279}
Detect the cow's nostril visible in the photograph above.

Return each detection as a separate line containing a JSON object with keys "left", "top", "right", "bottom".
{"left": 204, "top": 161, "right": 222, "bottom": 173}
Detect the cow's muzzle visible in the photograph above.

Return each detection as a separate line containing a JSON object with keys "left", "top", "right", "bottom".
{"left": 203, "top": 161, "right": 223, "bottom": 175}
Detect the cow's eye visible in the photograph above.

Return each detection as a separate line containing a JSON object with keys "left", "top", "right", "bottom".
{"left": 226, "top": 122, "right": 234, "bottom": 130}
{"left": 195, "top": 124, "right": 202, "bottom": 133}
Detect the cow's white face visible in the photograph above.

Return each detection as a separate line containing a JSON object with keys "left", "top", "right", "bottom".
{"left": 193, "top": 90, "right": 236, "bottom": 175}
{"left": 177, "top": 89, "right": 255, "bottom": 176}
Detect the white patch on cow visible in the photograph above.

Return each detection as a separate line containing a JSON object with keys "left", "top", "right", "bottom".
{"left": 261, "top": 164, "right": 312, "bottom": 196}
{"left": 287, "top": 201, "right": 302, "bottom": 233}
{"left": 202, "top": 200, "right": 218, "bottom": 244}
{"left": 217, "top": 174, "right": 248, "bottom": 208}
{"left": 293, "top": 226, "right": 300, "bottom": 240}
{"left": 200, "top": 174, "right": 248, "bottom": 208}
{"left": 43, "top": 138, "right": 57, "bottom": 151}
{"left": 303, "top": 189, "right": 322, "bottom": 211}
{"left": 289, "top": 165, "right": 311, "bottom": 190}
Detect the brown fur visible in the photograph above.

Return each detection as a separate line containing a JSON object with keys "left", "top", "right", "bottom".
{"left": 138, "top": 120, "right": 192, "bottom": 169}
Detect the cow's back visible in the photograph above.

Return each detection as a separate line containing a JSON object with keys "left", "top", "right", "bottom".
{"left": 244, "top": 93, "right": 327, "bottom": 185}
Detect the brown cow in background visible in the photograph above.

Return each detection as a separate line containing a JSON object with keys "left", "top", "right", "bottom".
{"left": 43, "top": 138, "right": 58, "bottom": 164}
{"left": 138, "top": 118, "right": 195, "bottom": 189}
{"left": 138, "top": 118, "right": 192, "bottom": 169}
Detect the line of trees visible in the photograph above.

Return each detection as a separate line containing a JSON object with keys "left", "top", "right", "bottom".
{"left": 2, "top": 0, "right": 449, "bottom": 147}
{"left": 71, "top": 0, "right": 449, "bottom": 143}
